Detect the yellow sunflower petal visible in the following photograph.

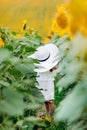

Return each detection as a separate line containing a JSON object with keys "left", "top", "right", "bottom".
{"left": 0, "top": 38, "right": 4, "bottom": 47}
{"left": 69, "top": 0, "right": 87, "bottom": 36}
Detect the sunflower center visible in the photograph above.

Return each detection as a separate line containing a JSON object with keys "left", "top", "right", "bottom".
{"left": 56, "top": 13, "right": 68, "bottom": 29}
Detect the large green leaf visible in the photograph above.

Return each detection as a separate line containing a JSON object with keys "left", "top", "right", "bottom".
{"left": 15, "top": 63, "right": 34, "bottom": 74}
{"left": 0, "top": 48, "right": 11, "bottom": 63}
{"left": 0, "top": 88, "right": 24, "bottom": 115}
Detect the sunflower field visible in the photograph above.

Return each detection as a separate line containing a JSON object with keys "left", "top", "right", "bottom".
{"left": 0, "top": 0, "right": 87, "bottom": 130}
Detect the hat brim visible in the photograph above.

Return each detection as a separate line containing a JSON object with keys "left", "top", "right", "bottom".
{"left": 28, "top": 43, "right": 60, "bottom": 72}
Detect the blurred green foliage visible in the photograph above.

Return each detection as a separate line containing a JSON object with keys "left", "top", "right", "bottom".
{"left": 0, "top": 26, "right": 45, "bottom": 130}
{"left": 1, "top": 25, "right": 87, "bottom": 130}
{"left": 53, "top": 33, "right": 87, "bottom": 130}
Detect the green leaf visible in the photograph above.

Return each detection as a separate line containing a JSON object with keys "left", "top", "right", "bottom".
{"left": 0, "top": 80, "right": 10, "bottom": 87}
{"left": 26, "top": 103, "right": 41, "bottom": 110}
{"left": 0, "top": 88, "right": 24, "bottom": 115}
{"left": 55, "top": 83, "right": 87, "bottom": 122}
{"left": 25, "top": 116, "right": 41, "bottom": 123}
{"left": 0, "top": 48, "right": 11, "bottom": 63}
{"left": 15, "top": 63, "right": 34, "bottom": 74}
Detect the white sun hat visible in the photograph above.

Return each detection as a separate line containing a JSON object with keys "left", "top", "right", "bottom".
{"left": 28, "top": 43, "right": 60, "bottom": 72}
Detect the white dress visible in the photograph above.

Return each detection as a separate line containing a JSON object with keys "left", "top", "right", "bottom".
{"left": 36, "top": 71, "right": 54, "bottom": 101}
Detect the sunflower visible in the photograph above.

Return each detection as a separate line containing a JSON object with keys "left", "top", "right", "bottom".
{"left": 51, "top": 4, "right": 70, "bottom": 36}
{"left": 21, "top": 19, "right": 28, "bottom": 32}
{"left": 44, "top": 115, "right": 52, "bottom": 122}
{"left": 69, "top": 0, "right": 87, "bottom": 36}
{"left": 0, "top": 38, "right": 4, "bottom": 47}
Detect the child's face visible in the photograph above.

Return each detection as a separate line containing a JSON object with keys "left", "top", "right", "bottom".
{"left": 50, "top": 66, "right": 57, "bottom": 72}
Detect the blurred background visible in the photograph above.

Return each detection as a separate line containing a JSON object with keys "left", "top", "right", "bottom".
{"left": 0, "top": 0, "right": 62, "bottom": 37}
